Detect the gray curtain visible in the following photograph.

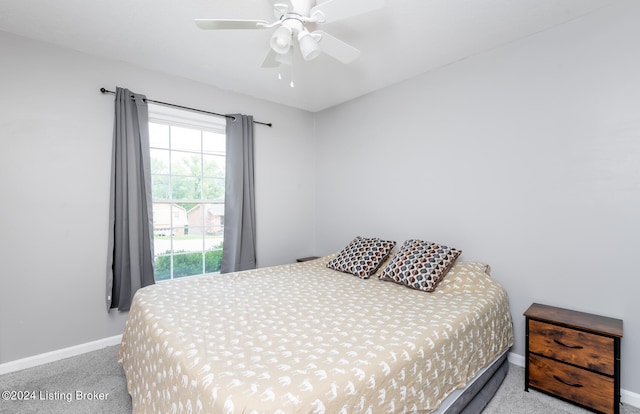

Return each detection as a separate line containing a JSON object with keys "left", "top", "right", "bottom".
{"left": 106, "top": 87, "right": 155, "bottom": 311}
{"left": 221, "top": 114, "right": 257, "bottom": 273}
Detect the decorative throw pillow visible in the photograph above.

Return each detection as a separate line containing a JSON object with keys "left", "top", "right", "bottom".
{"left": 373, "top": 246, "right": 398, "bottom": 278}
{"left": 379, "top": 239, "right": 461, "bottom": 292}
{"left": 326, "top": 236, "right": 396, "bottom": 279}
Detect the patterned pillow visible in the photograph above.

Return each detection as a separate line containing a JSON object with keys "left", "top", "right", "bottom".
{"left": 379, "top": 239, "right": 462, "bottom": 292}
{"left": 326, "top": 236, "right": 396, "bottom": 279}
{"left": 373, "top": 246, "right": 398, "bottom": 278}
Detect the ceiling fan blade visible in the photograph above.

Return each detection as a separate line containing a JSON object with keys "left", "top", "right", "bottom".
{"left": 311, "top": 0, "right": 385, "bottom": 24}
{"left": 261, "top": 49, "right": 280, "bottom": 68}
{"left": 195, "top": 19, "right": 270, "bottom": 30}
{"left": 314, "top": 30, "right": 360, "bottom": 64}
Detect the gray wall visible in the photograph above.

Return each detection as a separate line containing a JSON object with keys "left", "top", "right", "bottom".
{"left": 314, "top": 0, "right": 640, "bottom": 395}
{"left": 0, "top": 31, "right": 316, "bottom": 363}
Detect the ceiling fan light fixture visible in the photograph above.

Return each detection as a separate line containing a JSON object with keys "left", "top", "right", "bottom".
{"left": 270, "top": 26, "right": 293, "bottom": 54}
{"left": 275, "top": 48, "right": 293, "bottom": 65}
{"left": 298, "top": 31, "right": 321, "bottom": 61}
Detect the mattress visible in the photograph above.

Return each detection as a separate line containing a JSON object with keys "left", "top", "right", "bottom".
{"left": 119, "top": 256, "right": 514, "bottom": 413}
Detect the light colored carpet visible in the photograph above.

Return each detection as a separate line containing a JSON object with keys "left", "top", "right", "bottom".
{"left": 0, "top": 345, "right": 637, "bottom": 413}
{"left": 0, "top": 346, "right": 129, "bottom": 414}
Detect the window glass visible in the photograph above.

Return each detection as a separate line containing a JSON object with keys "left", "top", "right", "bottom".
{"left": 149, "top": 104, "right": 226, "bottom": 281}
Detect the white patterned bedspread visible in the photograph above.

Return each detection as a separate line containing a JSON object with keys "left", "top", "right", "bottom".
{"left": 119, "top": 257, "right": 514, "bottom": 414}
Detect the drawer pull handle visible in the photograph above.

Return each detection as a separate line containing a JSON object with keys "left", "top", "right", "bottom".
{"left": 553, "top": 375, "right": 583, "bottom": 388}
{"left": 553, "top": 339, "right": 583, "bottom": 349}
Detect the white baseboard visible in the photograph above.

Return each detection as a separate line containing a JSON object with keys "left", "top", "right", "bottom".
{"left": 0, "top": 335, "right": 122, "bottom": 376}
{"left": 620, "top": 389, "right": 640, "bottom": 410}
{"left": 507, "top": 351, "right": 525, "bottom": 367}
{"left": 508, "top": 351, "right": 640, "bottom": 409}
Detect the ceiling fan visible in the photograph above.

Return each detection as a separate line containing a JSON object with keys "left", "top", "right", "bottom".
{"left": 195, "top": 0, "right": 385, "bottom": 68}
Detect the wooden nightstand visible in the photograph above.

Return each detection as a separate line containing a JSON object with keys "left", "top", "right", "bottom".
{"left": 296, "top": 256, "right": 320, "bottom": 262}
{"left": 524, "top": 303, "right": 623, "bottom": 414}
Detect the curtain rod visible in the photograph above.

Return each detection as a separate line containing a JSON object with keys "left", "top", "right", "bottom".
{"left": 99, "top": 88, "right": 272, "bottom": 128}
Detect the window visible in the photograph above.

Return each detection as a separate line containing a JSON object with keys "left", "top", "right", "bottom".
{"left": 148, "top": 104, "right": 226, "bottom": 281}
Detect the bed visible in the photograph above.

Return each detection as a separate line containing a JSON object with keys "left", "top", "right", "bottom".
{"left": 119, "top": 250, "right": 514, "bottom": 413}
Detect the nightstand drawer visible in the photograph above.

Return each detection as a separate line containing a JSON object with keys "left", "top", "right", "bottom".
{"left": 529, "top": 353, "right": 614, "bottom": 414}
{"left": 529, "top": 319, "right": 615, "bottom": 375}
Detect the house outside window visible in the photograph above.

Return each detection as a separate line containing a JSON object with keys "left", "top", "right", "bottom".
{"left": 148, "top": 104, "right": 226, "bottom": 281}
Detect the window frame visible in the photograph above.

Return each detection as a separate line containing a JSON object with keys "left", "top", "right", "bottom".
{"left": 148, "top": 103, "right": 227, "bottom": 282}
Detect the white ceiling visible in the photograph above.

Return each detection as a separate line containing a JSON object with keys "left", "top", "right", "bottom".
{"left": 0, "top": 0, "right": 618, "bottom": 112}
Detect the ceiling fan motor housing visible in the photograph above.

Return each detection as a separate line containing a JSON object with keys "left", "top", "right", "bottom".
{"left": 287, "top": 0, "right": 316, "bottom": 16}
